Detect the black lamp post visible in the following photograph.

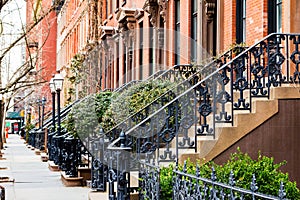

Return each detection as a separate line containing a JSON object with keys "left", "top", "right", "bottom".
{"left": 41, "top": 97, "right": 46, "bottom": 128}
{"left": 26, "top": 107, "right": 31, "bottom": 125}
{"left": 37, "top": 99, "right": 42, "bottom": 129}
{"left": 53, "top": 72, "right": 64, "bottom": 135}
{"left": 49, "top": 77, "right": 56, "bottom": 130}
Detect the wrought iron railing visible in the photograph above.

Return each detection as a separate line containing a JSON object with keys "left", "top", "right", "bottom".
{"left": 105, "top": 33, "right": 300, "bottom": 199}
{"left": 88, "top": 63, "right": 214, "bottom": 191}
{"left": 86, "top": 45, "right": 246, "bottom": 192}
{"left": 172, "top": 160, "right": 286, "bottom": 200}
{"left": 43, "top": 99, "right": 79, "bottom": 129}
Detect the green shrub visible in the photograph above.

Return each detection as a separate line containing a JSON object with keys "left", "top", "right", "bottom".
{"left": 159, "top": 148, "right": 300, "bottom": 199}
{"left": 64, "top": 80, "right": 175, "bottom": 136}
{"left": 63, "top": 91, "right": 115, "bottom": 138}
{"left": 25, "top": 123, "right": 35, "bottom": 142}
{"left": 101, "top": 80, "right": 174, "bottom": 132}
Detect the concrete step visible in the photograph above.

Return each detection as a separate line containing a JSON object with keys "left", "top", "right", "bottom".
{"left": 40, "top": 152, "right": 48, "bottom": 162}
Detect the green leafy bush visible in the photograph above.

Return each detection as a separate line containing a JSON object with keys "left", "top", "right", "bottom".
{"left": 25, "top": 123, "right": 35, "bottom": 142}
{"left": 101, "top": 80, "right": 174, "bottom": 132}
{"left": 159, "top": 148, "right": 300, "bottom": 200}
{"left": 68, "top": 53, "right": 85, "bottom": 84}
{"left": 63, "top": 91, "right": 115, "bottom": 138}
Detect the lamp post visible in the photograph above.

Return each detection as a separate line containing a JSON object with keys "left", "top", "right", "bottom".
{"left": 26, "top": 107, "right": 31, "bottom": 125}
{"left": 49, "top": 77, "right": 56, "bottom": 130}
{"left": 37, "top": 99, "right": 42, "bottom": 129}
{"left": 53, "top": 72, "right": 64, "bottom": 135}
{"left": 41, "top": 97, "right": 46, "bottom": 128}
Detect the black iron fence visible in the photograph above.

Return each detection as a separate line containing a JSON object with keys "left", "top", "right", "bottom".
{"left": 42, "top": 33, "right": 300, "bottom": 199}
{"left": 46, "top": 128, "right": 91, "bottom": 178}
{"left": 172, "top": 161, "right": 286, "bottom": 200}
{"left": 103, "top": 33, "right": 300, "bottom": 199}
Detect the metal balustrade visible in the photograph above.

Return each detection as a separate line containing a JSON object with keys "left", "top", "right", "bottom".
{"left": 88, "top": 63, "right": 212, "bottom": 191}
{"left": 103, "top": 33, "right": 300, "bottom": 199}
{"left": 86, "top": 48, "right": 242, "bottom": 192}
{"left": 42, "top": 33, "right": 300, "bottom": 198}
{"left": 84, "top": 49, "right": 238, "bottom": 194}
{"left": 172, "top": 161, "right": 286, "bottom": 200}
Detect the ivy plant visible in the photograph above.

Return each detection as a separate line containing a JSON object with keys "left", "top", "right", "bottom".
{"left": 68, "top": 53, "right": 85, "bottom": 84}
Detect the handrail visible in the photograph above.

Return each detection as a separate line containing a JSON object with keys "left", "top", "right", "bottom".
{"left": 103, "top": 46, "right": 237, "bottom": 139}
{"left": 103, "top": 65, "right": 207, "bottom": 139}
{"left": 113, "top": 80, "right": 142, "bottom": 93}
{"left": 43, "top": 99, "right": 80, "bottom": 128}
{"left": 108, "top": 32, "right": 300, "bottom": 149}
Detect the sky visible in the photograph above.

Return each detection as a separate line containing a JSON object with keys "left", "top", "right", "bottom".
{"left": 0, "top": 0, "right": 26, "bottom": 87}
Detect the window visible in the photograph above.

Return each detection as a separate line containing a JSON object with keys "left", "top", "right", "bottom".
{"left": 236, "top": 0, "right": 246, "bottom": 43}
{"left": 106, "top": 0, "right": 108, "bottom": 18}
{"left": 191, "top": 0, "right": 197, "bottom": 62}
{"left": 105, "top": 54, "right": 108, "bottom": 88}
{"left": 110, "top": 0, "right": 113, "bottom": 15}
{"left": 116, "top": 41, "right": 119, "bottom": 87}
{"left": 268, "top": 0, "right": 276, "bottom": 34}
{"left": 116, "top": 0, "right": 119, "bottom": 12}
{"left": 123, "top": 43, "right": 126, "bottom": 83}
{"left": 175, "top": 0, "right": 180, "bottom": 64}
{"left": 158, "top": 17, "right": 164, "bottom": 65}
{"left": 276, "top": 0, "right": 282, "bottom": 33}
{"left": 268, "top": 0, "right": 282, "bottom": 34}
{"left": 139, "top": 22, "right": 143, "bottom": 80}
{"left": 149, "top": 22, "right": 154, "bottom": 75}
{"left": 242, "top": 0, "right": 246, "bottom": 41}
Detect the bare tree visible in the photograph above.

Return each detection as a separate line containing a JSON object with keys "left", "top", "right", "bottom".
{"left": 0, "top": 0, "right": 60, "bottom": 148}
{"left": 0, "top": 0, "right": 10, "bottom": 12}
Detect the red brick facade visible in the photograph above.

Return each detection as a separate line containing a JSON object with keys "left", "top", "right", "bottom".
{"left": 27, "top": 0, "right": 300, "bottom": 104}
{"left": 26, "top": 0, "right": 57, "bottom": 117}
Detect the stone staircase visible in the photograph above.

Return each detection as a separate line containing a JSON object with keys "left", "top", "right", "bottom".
{"left": 180, "top": 84, "right": 300, "bottom": 164}
{"left": 89, "top": 33, "right": 300, "bottom": 199}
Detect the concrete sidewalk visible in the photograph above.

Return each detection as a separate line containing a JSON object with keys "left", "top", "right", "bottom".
{"left": 0, "top": 134, "right": 91, "bottom": 200}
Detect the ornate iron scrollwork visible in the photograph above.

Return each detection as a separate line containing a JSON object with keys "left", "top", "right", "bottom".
{"left": 289, "top": 35, "right": 300, "bottom": 82}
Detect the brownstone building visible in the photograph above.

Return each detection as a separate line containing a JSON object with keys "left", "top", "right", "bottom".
{"left": 21, "top": 0, "right": 300, "bottom": 192}
{"left": 53, "top": 0, "right": 300, "bottom": 185}
{"left": 56, "top": 0, "right": 299, "bottom": 98}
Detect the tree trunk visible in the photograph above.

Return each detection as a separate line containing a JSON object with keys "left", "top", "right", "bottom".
{"left": 0, "top": 100, "right": 4, "bottom": 149}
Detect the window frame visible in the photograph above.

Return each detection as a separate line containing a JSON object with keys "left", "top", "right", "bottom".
{"left": 175, "top": 0, "right": 180, "bottom": 65}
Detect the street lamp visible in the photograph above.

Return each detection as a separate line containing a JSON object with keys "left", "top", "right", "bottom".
{"left": 26, "top": 107, "right": 31, "bottom": 125}
{"left": 49, "top": 77, "right": 56, "bottom": 131}
{"left": 41, "top": 97, "right": 46, "bottom": 128}
{"left": 37, "top": 99, "right": 42, "bottom": 129}
{"left": 53, "top": 72, "right": 64, "bottom": 135}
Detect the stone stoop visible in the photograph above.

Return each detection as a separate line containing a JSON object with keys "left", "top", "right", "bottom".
{"left": 88, "top": 180, "right": 139, "bottom": 200}
{"left": 60, "top": 171, "right": 83, "bottom": 187}
{"left": 178, "top": 85, "right": 300, "bottom": 163}
{"left": 35, "top": 149, "right": 41, "bottom": 155}
{"left": 48, "top": 161, "right": 60, "bottom": 171}
{"left": 40, "top": 153, "right": 48, "bottom": 162}
{"left": 88, "top": 190, "right": 109, "bottom": 200}
{"left": 156, "top": 85, "right": 300, "bottom": 165}
{"left": 0, "top": 176, "right": 15, "bottom": 183}
{"left": 78, "top": 167, "right": 91, "bottom": 186}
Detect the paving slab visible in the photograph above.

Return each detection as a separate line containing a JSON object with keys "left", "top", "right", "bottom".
{"left": 0, "top": 134, "right": 91, "bottom": 200}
